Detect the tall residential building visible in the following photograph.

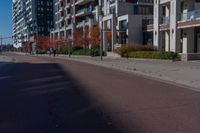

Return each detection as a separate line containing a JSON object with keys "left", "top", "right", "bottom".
{"left": 99, "top": 0, "right": 154, "bottom": 52}
{"left": 148, "top": 0, "right": 200, "bottom": 60}
{"left": 51, "top": 0, "right": 153, "bottom": 53}
{"left": 50, "top": 0, "right": 99, "bottom": 42}
{"left": 12, "top": 0, "right": 54, "bottom": 48}
{"left": 12, "top": 0, "right": 26, "bottom": 48}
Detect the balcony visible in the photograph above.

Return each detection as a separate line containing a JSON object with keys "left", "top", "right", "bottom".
{"left": 160, "top": 16, "right": 170, "bottom": 25}
{"left": 75, "top": 0, "right": 94, "bottom": 6}
{"left": 179, "top": 9, "right": 200, "bottom": 22}
{"left": 110, "top": 0, "right": 116, "bottom": 4}
{"left": 178, "top": 9, "right": 200, "bottom": 28}
{"left": 76, "top": 19, "right": 90, "bottom": 28}
{"left": 65, "top": 14, "right": 71, "bottom": 19}
{"left": 58, "top": 16, "right": 65, "bottom": 22}
{"left": 76, "top": 8, "right": 91, "bottom": 17}
{"left": 59, "top": 7, "right": 65, "bottom": 12}
{"left": 66, "top": 24, "right": 73, "bottom": 30}
{"left": 65, "top": 3, "right": 71, "bottom": 9}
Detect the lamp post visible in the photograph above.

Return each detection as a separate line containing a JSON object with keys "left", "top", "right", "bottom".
{"left": 99, "top": 6, "right": 103, "bottom": 61}
{"left": 65, "top": 21, "right": 71, "bottom": 58}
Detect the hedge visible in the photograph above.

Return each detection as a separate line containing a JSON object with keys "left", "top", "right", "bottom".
{"left": 72, "top": 46, "right": 100, "bottom": 56}
{"left": 72, "top": 48, "right": 91, "bottom": 56}
{"left": 114, "top": 44, "right": 154, "bottom": 57}
{"left": 124, "top": 51, "right": 180, "bottom": 60}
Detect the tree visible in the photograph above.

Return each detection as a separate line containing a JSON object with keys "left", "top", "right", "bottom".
{"left": 35, "top": 36, "right": 49, "bottom": 52}
{"left": 72, "top": 28, "right": 83, "bottom": 48}
{"left": 22, "top": 41, "right": 32, "bottom": 53}
{"left": 90, "top": 26, "right": 100, "bottom": 46}
{"left": 73, "top": 28, "right": 90, "bottom": 48}
{"left": 107, "top": 31, "right": 112, "bottom": 51}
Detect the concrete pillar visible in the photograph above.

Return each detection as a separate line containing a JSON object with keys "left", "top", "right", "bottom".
{"left": 83, "top": 21, "right": 86, "bottom": 48}
{"left": 166, "top": 5, "right": 170, "bottom": 17}
{"left": 53, "top": 30, "right": 56, "bottom": 40}
{"left": 169, "top": 0, "right": 181, "bottom": 52}
{"left": 165, "top": 31, "right": 170, "bottom": 51}
{"left": 50, "top": 32, "right": 53, "bottom": 40}
{"left": 71, "top": 23, "right": 75, "bottom": 45}
{"left": 153, "top": 0, "right": 161, "bottom": 50}
{"left": 111, "top": 15, "right": 117, "bottom": 51}
{"left": 103, "top": 20, "right": 108, "bottom": 53}
{"left": 176, "top": 29, "right": 181, "bottom": 53}
{"left": 104, "top": 0, "right": 107, "bottom": 15}
{"left": 64, "top": 26, "right": 67, "bottom": 40}
{"left": 58, "top": 29, "right": 61, "bottom": 40}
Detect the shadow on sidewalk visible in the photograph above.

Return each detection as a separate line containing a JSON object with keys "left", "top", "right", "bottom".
{"left": 0, "top": 62, "right": 119, "bottom": 133}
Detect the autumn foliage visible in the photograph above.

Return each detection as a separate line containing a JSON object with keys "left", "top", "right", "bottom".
{"left": 35, "top": 36, "right": 62, "bottom": 50}
{"left": 73, "top": 29, "right": 84, "bottom": 47}
{"left": 90, "top": 26, "right": 100, "bottom": 46}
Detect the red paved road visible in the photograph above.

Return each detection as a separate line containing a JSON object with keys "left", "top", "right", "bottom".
{"left": 0, "top": 54, "right": 200, "bottom": 133}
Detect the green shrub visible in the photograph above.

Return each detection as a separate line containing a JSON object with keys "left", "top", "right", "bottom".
{"left": 72, "top": 48, "right": 91, "bottom": 56}
{"left": 58, "top": 45, "right": 68, "bottom": 54}
{"left": 90, "top": 45, "right": 100, "bottom": 56}
{"left": 114, "top": 44, "right": 154, "bottom": 57}
{"left": 126, "top": 51, "right": 180, "bottom": 60}
{"left": 72, "top": 45, "right": 100, "bottom": 56}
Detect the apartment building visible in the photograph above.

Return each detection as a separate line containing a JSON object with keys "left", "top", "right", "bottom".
{"left": 12, "top": 0, "right": 26, "bottom": 48}
{"left": 99, "top": 0, "right": 154, "bottom": 52}
{"left": 50, "top": 0, "right": 153, "bottom": 52}
{"left": 12, "top": 0, "right": 54, "bottom": 48}
{"left": 152, "top": 0, "right": 200, "bottom": 60}
{"left": 50, "top": 0, "right": 99, "bottom": 43}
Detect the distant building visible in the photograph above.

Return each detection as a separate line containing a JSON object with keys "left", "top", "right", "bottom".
{"left": 12, "top": 0, "right": 54, "bottom": 48}
{"left": 50, "top": 0, "right": 153, "bottom": 53}
{"left": 50, "top": 0, "right": 99, "bottom": 43}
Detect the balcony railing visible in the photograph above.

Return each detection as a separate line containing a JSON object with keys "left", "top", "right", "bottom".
{"left": 160, "top": 16, "right": 170, "bottom": 25}
{"left": 110, "top": 0, "right": 116, "bottom": 4}
{"left": 180, "top": 9, "right": 200, "bottom": 22}
{"left": 76, "top": 8, "right": 92, "bottom": 15}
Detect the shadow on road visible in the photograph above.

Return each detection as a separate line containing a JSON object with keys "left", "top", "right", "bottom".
{"left": 0, "top": 62, "right": 119, "bottom": 133}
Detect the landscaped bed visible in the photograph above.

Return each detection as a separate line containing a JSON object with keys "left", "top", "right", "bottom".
{"left": 115, "top": 44, "right": 180, "bottom": 60}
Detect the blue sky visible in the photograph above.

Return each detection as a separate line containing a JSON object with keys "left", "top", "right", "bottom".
{"left": 0, "top": 0, "right": 12, "bottom": 44}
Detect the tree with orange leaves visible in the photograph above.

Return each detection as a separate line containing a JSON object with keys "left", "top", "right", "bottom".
{"left": 35, "top": 36, "right": 49, "bottom": 52}
{"left": 107, "top": 31, "right": 112, "bottom": 51}
{"left": 73, "top": 28, "right": 84, "bottom": 48}
{"left": 34, "top": 36, "right": 65, "bottom": 52}
{"left": 73, "top": 28, "right": 90, "bottom": 48}
{"left": 90, "top": 26, "right": 100, "bottom": 46}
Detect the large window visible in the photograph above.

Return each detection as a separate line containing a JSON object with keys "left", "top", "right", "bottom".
{"left": 120, "top": 20, "right": 128, "bottom": 30}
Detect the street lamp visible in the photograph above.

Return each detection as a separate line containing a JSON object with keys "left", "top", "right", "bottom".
{"left": 65, "top": 21, "right": 71, "bottom": 58}
{"left": 99, "top": 6, "right": 103, "bottom": 61}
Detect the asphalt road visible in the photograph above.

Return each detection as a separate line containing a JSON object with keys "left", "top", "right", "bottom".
{"left": 0, "top": 54, "right": 200, "bottom": 133}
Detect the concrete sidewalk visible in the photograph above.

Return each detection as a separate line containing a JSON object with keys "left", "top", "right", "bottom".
{"left": 53, "top": 55, "right": 200, "bottom": 91}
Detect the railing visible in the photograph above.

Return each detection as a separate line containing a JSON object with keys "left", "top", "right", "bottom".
{"left": 76, "top": 8, "right": 91, "bottom": 14}
{"left": 65, "top": 3, "right": 70, "bottom": 8}
{"left": 110, "top": 0, "right": 116, "bottom": 4}
{"left": 75, "top": 0, "right": 83, "bottom": 3}
{"left": 160, "top": 16, "right": 170, "bottom": 24}
{"left": 180, "top": 9, "right": 200, "bottom": 21}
